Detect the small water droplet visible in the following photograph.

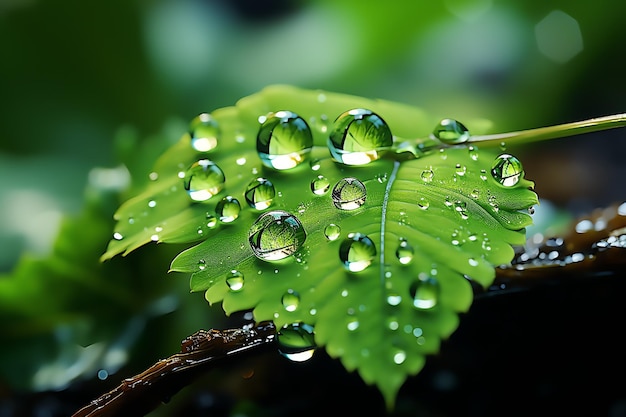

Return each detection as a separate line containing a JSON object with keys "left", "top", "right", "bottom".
{"left": 468, "top": 258, "right": 479, "bottom": 267}
{"left": 206, "top": 214, "right": 217, "bottom": 228}
{"left": 248, "top": 210, "right": 306, "bottom": 261}
{"left": 113, "top": 232, "right": 123, "bottom": 241}
{"left": 396, "top": 239, "right": 414, "bottom": 264}
{"left": 331, "top": 178, "right": 366, "bottom": 210}
{"left": 324, "top": 223, "right": 341, "bottom": 241}
{"left": 198, "top": 259, "right": 207, "bottom": 270}
{"left": 432, "top": 118, "right": 470, "bottom": 144}
{"left": 339, "top": 232, "right": 376, "bottom": 272}
{"left": 421, "top": 169, "right": 434, "bottom": 183}
{"left": 393, "top": 349, "right": 407, "bottom": 365}
{"left": 281, "top": 289, "right": 300, "bottom": 312}
{"left": 468, "top": 145, "right": 479, "bottom": 161}
{"left": 491, "top": 154, "right": 523, "bottom": 187}
{"left": 439, "top": 148, "right": 448, "bottom": 160}
{"left": 256, "top": 110, "right": 313, "bottom": 170}
{"left": 309, "top": 158, "right": 321, "bottom": 171}
{"left": 387, "top": 293, "right": 402, "bottom": 306}
{"left": 277, "top": 322, "right": 316, "bottom": 362}
{"left": 216, "top": 196, "right": 241, "bottom": 222}
{"left": 417, "top": 197, "right": 430, "bottom": 210}
{"left": 454, "top": 201, "right": 469, "bottom": 220}
{"left": 328, "top": 108, "right": 392, "bottom": 165}
{"left": 455, "top": 164, "right": 466, "bottom": 176}
{"left": 310, "top": 175, "right": 330, "bottom": 195}
{"left": 245, "top": 177, "right": 276, "bottom": 210}
{"left": 470, "top": 189, "right": 480, "bottom": 199}
{"left": 189, "top": 113, "right": 220, "bottom": 152}
{"left": 183, "top": 159, "right": 226, "bottom": 202}
{"left": 410, "top": 276, "right": 439, "bottom": 309}
{"left": 148, "top": 200, "right": 157, "bottom": 208}
{"left": 226, "top": 270, "right": 244, "bottom": 291}
{"left": 149, "top": 172, "right": 159, "bottom": 181}
{"left": 346, "top": 317, "right": 359, "bottom": 331}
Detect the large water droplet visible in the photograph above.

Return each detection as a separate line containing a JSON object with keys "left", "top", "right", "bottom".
{"left": 410, "top": 276, "right": 439, "bottom": 309}
{"left": 310, "top": 175, "right": 330, "bottom": 195}
{"left": 183, "top": 159, "right": 226, "bottom": 202}
{"left": 226, "top": 270, "right": 244, "bottom": 291}
{"left": 395, "top": 239, "right": 414, "bottom": 264}
{"left": 256, "top": 111, "right": 313, "bottom": 170}
{"left": 248, "top": 210, "right": 306, "bottom": 261}
{"left": 245, "top": 177, "right": 276, "bottom": 210}
{"left": 328, "top": 108, "right": 392, "bottom": 165}
{"left": 432, "top": 118, "right": 470, "bottom": 144}
{"left": 189, "top": 113, "right": 220, "bottom": 152}
{"left": 281, "top": 289, "right": 300, "bottom": 312}
{"left": 277, "top": 322, "right": 316, "bottom": 362}
{"left": 324, "top": 223, "right": 341, "bottom": 241}
{"left": 216, "top": 196, "right": 241, "bottom": 222}
{"left": 491, "top": 154, "right": 523, "bottom": 187}
{"left": 331, "top": 178, "right": 366, "bottom": 210}
{"left": 339, "top": 233, "right": 377, "bottom": 272}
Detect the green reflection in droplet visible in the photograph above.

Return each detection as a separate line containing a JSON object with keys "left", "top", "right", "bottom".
{"left": 215, "top": 196, "right": 241, "bottom": 223}
{"left": 277, "top": 322, "right": 316, "bottom": 362}
{"left": 410, "top": 275, "right": 440, "bottom": 309}
{"left": 256, "top": 110, "right": 313, "bottom": 170}
{"left": 310, "top": 175, "right": 330, "bottom": 195}
{"left": 226, "top": 270, "right": 244, "bottom": 291}
{"left": 395, "top": 238, "right": 414, "bottom": 265}
{"left": 183, "top": 159, "right": 226, "bottom": 202}
{"left": 339, "top": 232, "right": 377, "bottom": 272}
{"left": 331, "top": 178, "right": 366, "bottom": 210}
{"left": 324, "top": 223, "right": 341, "bottom": 241}
{"left": 248, "top": 210, "right": 306, "bottom": 261}
{"left": 189, "top": 113, "right": 220, "bottom": 152}
{"left": 245, "top": 177, "right": 276, "bottom": 210}
{"left": 281, "top": 289, "right": 300, "bottom": 312}
{"left": 432, "top": 118, "right": 470, "bottom": 144}
{"left": 491, "top": 153, "right": 524, "bottom": 187}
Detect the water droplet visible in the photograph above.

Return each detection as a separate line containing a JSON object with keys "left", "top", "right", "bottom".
{"left": 248, "top": 210, "right": 306, "bottom": 261}
{"left": 417, "top": 197, "right": 430, "bottom": 210}
{"left": 226, "top": 270, "right": 244, "bottom": 291}
{"left": 410, "top": 276, "right": 439, "bottom": 309}
{"left": 256, "top": 110, "right": 313, "bottom": 170}
{"left": 148, "top": 200, "right": 157, "bottom": 208}
{"left": 281, "top": 289, "right": 300, "bottom": 312}
{"left": 455, "top": 164, "right": 466, "bottom": 176}
{"left": 339, "top": 233, "right": 376, "bottom": 272}
{"left": 149, "top": 172, "right": 159, "bottom": 181}
{"left": 324, "top": 224, "right": 341, "bottom": 241}
{"left": 113, "top": 232, "right": 123, "bottom": 241}
{"left": 432, "top": 118, "right": 470, "bottom": 144}
{"left": 468, "top": 145, "right": 479, "bottom": 161}
{"left": 331, "top": 178, "right": 366, "bottom": 210}
{"left": 454, "top": 200, "right": 469, "bottom": 220}
{"left": 277, "top": 322, "right": 316, "bottom": 362}
{"left": 396, "top": 239, "right": 414, "bottom": 264}
{"left": 189, "top": 113, "right": 220, "bottom": 152}
{"left": 346, "top": 317, "right": 359, "bottom": 331}
{"left": 310, "top": 175, "right": 330, "bottom": 195}
{"left": 206, "top": 214, "right": 217, "bottom": 228}
{"left": 393, "top": 349, "right": 407, "bottom": 365}
{"left": 183, "top": 159, "right": 226, "bottom": 202}
{"left": 245, "top": 178, "right": 276, "bottom": 210}
{"left": 491, "top": 154, "right": 523, "bottom": 187}
{"left": 216, "top": 196, "right": 241, "bottom": 223}
{"left": 421, "top": 169, "right": 434, "bottom": 183}
{"left": 387, "top": 293, "right": 402, "bottom": 306}
{"left": 328, "top": 108, "right": 392, "bottom": 165}
{"left": 197, "top": 259, "right": 207, "bottom": 270}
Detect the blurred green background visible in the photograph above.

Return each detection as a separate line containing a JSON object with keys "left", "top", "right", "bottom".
{"left": 0, "top": 0, "right": 624, "bottom": 415}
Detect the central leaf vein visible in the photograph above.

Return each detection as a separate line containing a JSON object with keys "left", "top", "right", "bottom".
{"left": 380, "top": 160, "right": 401, "bottom": 285}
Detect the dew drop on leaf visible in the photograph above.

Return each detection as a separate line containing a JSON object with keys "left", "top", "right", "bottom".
{"left": 256, "top": 110, "right": 313, "bottom": 170}
{"left": 277, "top": 322, "right": 316, "bottom": 362}
{"left": 324, "top": 223, "right": 341, "bottom": 241}
{"left": 189, "top": 112, "right": 220, "bottom": 152}
{"left": 328, "top": 108, "right": 392, "bottom": 165}
{"left": 421, "top": 169, "right": 434, "bottom": 183}
{"left": 281, "top": 289, "right": 300, "bottom": 312}
{"left": 410, "top": 276, "right": 439, "bottom": 309}
{"left": 347, "top": 317, "right": 359, "bottom": 331}
{"left": 206, "top": 213, "right": 217, "bottom": 228}
{"left": 331, "top": 177, "right": 366, "bottom": 210}
{"left": 113, "top": 232, "right": 123, "bottom": 241}
{"left": 432, "top": 118, "right": 470, "bottom": 144}
{"left": 245, "top": 177, "right": 276, "bottom": 210}
{"left": 310, "top": 175, "right": 330, "bottom": 195}
{"left": 339, "top": 232, "right": 377, "bottom": 272}
{"left": 226, "top": 270, "right": 244, "bottom": 291}
{"left": 215, "top": 196, "right": 241, "bottom": 223}
{"left": 395, "top": 238, "right": 414, "bottom": 264}
{"left": 183, "top": 159, "right": 226, "bottom": 202}
{"left": 392, "top": 349, "right": 407, "bottom": 365}
{"left": 248, "top": 210, "right": 306, "bottom": 261}
{"left": 197, "top": 259, "right": 207, "bottom": 271}
{"left": 491, "top": 153, "right": 523, "bottom": 187}
{"left": 417, "top": 197, "right": 430, "bottom": 210}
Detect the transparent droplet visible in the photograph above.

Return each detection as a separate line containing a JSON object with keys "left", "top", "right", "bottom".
{"left": 206, "top": 214, "right": 217, "bottom": 228}
{"left": 226, "top": 270, "right": 244, "bottom": 291}
{"left": 387, "top": 293, "right": 402, "bottom": 306}
{"left": 455, "top": 164, "right": 466, "bottom": 176}
{"left": 396, "top": 239, "right": 414, "bottom": 265}
{"left": 491, "top": 154, "right": 523, "bottom": 187}
{"left": 277, "top": 322, "right": 316, "bottom": 362}
{"left": 215, "top": 196, "right": 241, "bottom": 223}
{"left": 113, "top": 232, "right": 123, "bottom": 241}
{"left": 331, "top": 178, "right": 366, "bottom": 210}
{"left": 417, "top": 197, "right": 430, "bottom": 210}
{"left": 256, "top": 110, "right": 313, "bottom": 170}
{"left": 468, "top": 145, "right": 479, "bottom": 161}
{"left": 183, "top": 159, "right": 226, "bottom": 202}
{"left": 197, "top": 259, "right": 206, "bottom": 270}
{"left": 189, "top": 113, "right": 220, "bottom": 152}
{"left": 310, "top": 175, "right": 330, "bottom": 195}
{"left": 346, "top": 317, "right": 359, "bottom": 331}
{"left": 393, "top": 349, "right": 407, "bottom": 365}
{"left": 245, "top": 177, "right": 276, "bottom": 210}
{"left": 328, "top": 108, "right": 392, "bottom": 165}
{"left": 281, "top": 289, "right": 300, "bottom": 312}
{"left": 324, "top": 224, "right": 341, "bottom": 241}
{"left": 421, "top": 169, "right": 434, "bottom": 183}
{"left": 248, "top": 210, "right": 306, "bottom": 261}
{"left": 432, "top": 118, "right": 470, "bottom": 144}
{"left": 339, "top": 233, "right": 377, "bottom": 272}
{"left": 410, "top": 276, "right": 439, "bottom": 309}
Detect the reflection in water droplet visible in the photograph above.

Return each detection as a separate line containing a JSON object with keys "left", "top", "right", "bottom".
{"left": 468, "top": 145, "right": 479, "bottom": 161}
{"left": 324, "top": 224, "right": 341, "bottom": 241}
{"left": 245, "top": 178, "right": 276, "bottom": 210}
{"left": 248, "top": 210, "right": 306, "bottom": 261}
{"left": 277, "top": 322, "right": 316, "bottom": 362}
{"left": 417, "top": 197, "right": 430, "bottom": 210}
{"left": 281, "top": 289, "right": 300, "bottom": 312}
{"left": 310, "top": 175, "right": 330, "bottom": 195}
{"left": 491, "top": 154, "right": 523, "bottom": 187}
{"left": 198, "top": 259, "right": 206, "bottom": 270}
{"left": 113, "top": 232, "right": 123, "bottom": 241}
{"left": 339, "top": 233, "right": 377, "bottom": 272}
{"left": 410, "top": 276, "right": 439, "bottom": 309}
{"left": 189, "top": 113, "right": 220, "bottom": 152}
{"left": 328, "top": 108, "right": 392, "bottom": 165}
{"left": 421, "top": 169, "right": 434, "bottom": 183}
{"left": 183, "top": 160, "right": 226, "bottom": 202}
{"left": 393, "top": 349, "right": 407, "bottom": 365}
{"left": 206, "top": 214, "right": 217, "bottom": 228}
{"left": 256, "top": 111, "right": 313, "bottom": 170}
{"left": 226, "top": 270, "right": 244, "bottom": 291}
{"left": 455, "top": 164, "right": 466, "bottom": 176}
{"left": 387, "top": 293, "right": 402, "bottom": 306}
{"left": 216, "top": 196, "right": 241, "bottom": 223}
{"left": 331, "top": 178, "right": 366, "bottom": 210}
{"left": 432, "top": 118, "right": 470, "bottom": 144}
{"left": 396, "top": 239, "right": 414, "bottom": 264}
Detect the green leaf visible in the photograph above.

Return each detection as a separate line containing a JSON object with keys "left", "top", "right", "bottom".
{"left": 103, "top": 85, "right": 538, "bottom": 407}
